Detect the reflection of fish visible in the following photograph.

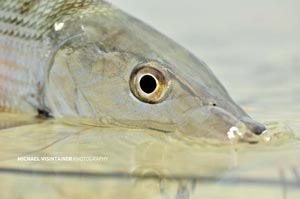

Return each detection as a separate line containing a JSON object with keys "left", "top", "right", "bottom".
{"left": 0, "top": 123, "right": 299, "bottom": 198}
{"left": 0, "top": 0, "right": 265, "bottom": 140}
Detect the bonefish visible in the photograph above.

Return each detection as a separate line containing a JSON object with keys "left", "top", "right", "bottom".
{"left": 0, "top": 0, "right": 266, "bottom": 140}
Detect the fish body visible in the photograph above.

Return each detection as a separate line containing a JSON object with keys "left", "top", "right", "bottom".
{"left": 0, "top": 0, "right": 266, "bottom": 140}
{"left": 0, "top": 0, "right": 101, "bottom": 113}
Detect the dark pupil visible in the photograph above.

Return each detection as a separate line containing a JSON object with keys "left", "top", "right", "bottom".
{"left": 139, "top": 75, "right": 157, "bottom": 94}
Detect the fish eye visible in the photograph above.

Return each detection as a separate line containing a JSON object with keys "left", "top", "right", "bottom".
{"left": 139, "top": 74, "right": 157, "bottom": 94}
{"left": 130, "top": 62, "right": 171, "bottom": 104}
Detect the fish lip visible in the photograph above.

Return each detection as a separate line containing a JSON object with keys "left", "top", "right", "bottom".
{"left": 177, "top": 106, "right": 267, "bottom": 142}
{"left": 240, "top": 117, "right": 267, "bottom": 136}
{"left": 178, "top": 106, "right": 246, "bottom": 139}
{"left": 199, "top": 106, "right": 267, "bottom": 136}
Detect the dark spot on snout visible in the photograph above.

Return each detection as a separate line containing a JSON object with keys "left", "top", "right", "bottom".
{"left": 251, "top": 124, "right": 267, "bottom": 135}
{"left": 37, "top": 109, "right": 52, "bottom": 119}
{"left": 241, "top": 118, "right": 266, "bottom": 135}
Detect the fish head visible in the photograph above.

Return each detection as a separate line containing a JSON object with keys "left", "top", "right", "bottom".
{"left": 46, "top": 4, "right": 266, "bottom": 141}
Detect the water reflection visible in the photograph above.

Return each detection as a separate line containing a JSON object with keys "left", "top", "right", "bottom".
{"left": 0, "top": 121, "right": 299, "bottom": 198}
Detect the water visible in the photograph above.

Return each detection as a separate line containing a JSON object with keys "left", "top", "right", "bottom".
{"left": 0, "top": 120, "right": 299, "bottom": 198}
{"left": 0, "top": 1, "right": 300, "bottom": 198}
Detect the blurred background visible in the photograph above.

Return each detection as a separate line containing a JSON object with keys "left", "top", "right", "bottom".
{"left": 110, "top": 0, "right": 300, "bottom": 122}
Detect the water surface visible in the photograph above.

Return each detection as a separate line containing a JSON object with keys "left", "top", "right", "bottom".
{"left": 0, "top": 1, "right": 299, "bottom": 198}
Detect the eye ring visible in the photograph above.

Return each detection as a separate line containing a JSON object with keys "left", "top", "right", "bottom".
{"left": 130, "top": 61, "right": 171, "bottom": 104}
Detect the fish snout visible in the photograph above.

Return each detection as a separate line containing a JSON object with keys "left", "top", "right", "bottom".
{"left": 178, "top": 106, "right": 248, "bottom": 140}
{"left": 240, "top": 117, "right": 267, "bottom": 135}
{"left": 177, "top": 106, "right": 266, "bottom": 141}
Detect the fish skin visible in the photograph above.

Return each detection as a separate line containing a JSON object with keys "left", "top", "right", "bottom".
{"left": 0, "top": 0, "right": 265, "bottom": 139}
{"left": 0, "top": 0, "right": 103, "bottom": 114}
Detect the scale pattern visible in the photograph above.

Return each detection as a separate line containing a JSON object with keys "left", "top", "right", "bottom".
{"left": 0, "top": 0, "right": 99, "bottom": 113}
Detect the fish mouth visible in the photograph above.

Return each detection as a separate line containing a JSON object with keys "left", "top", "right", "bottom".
{"left": 177, "top": 106, "right": 266, "bottom": 141}
{"left": 240, "top": 117, "right": 267, "bottom": 135}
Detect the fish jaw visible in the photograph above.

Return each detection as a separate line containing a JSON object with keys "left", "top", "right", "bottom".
{"left": 177, "top": 106, "right": 264, "bottom": 141}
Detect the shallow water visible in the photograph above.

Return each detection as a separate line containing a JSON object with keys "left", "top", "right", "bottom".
{"left": 0, "top": 119, "right": 299, "bottom": 198}
{"left": 0, "top": 118, "right": 296, "bottom": 197}
{"left": 0, "top": 1, "right": 300, "bottom": 198}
